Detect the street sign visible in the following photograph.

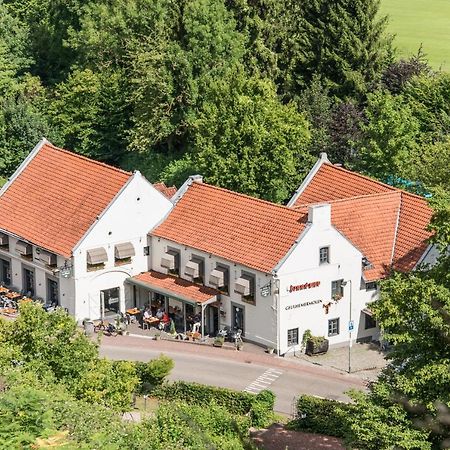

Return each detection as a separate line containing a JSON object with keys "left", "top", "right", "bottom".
{"left": 348, "top": 320, "right": 354, "bottom": 331}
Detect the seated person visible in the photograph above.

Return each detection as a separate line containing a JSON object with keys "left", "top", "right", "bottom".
{"left": 143, "top": 308, "right": 153, "bottom": 320}
{"left": 162, "top": 311, "right": 170, "bottom": 324}
{"left": 156, "top": 308, "right": 164, "bottom": 320}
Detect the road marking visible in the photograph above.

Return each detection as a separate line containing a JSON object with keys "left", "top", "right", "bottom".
{"left": 244, "top": 368, "right": 283, "bottom": 394}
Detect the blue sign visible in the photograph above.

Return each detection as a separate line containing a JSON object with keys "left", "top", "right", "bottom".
{"left": 348, "top": 320, "right": 354, "bottom": 331}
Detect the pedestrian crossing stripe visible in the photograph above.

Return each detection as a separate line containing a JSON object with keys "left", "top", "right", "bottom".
{"left": 244, "top": 368, "right": 283, "bottom": 395}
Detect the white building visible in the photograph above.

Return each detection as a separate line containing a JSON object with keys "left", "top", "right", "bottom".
{"left": 0, "top": 142, "right": 435, "bottom": 355}
{"left": 127, "top": 154, "right": 434, "bottom": 355}
{"left": 0, "top": 139, "right": 173, "bottom": 320}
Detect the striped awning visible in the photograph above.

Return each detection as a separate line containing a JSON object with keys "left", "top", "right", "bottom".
{"left": 115, "top": 242, "right": 135, "bottom": 259}
{"left": 87, "top": 247, "right": 108, "bottom": 265}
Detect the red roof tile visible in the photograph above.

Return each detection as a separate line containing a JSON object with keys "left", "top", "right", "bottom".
{"left": 293, "top": 163, "right": 393, "bottom": 205}
{"left": 153, "top": 182, "right": 177, "bottom": 199}
{"left": 0, "top": 141, "right": 131, "bottom": 257}
{"left": 328, "top": 192, "right": 402, "bottom": 281}
{"left": 292, "top": 161, "right": 433, "bottom": 279}
{"left": 132, "top": 270, "right": 219, "bottom": 303}
{"left": 152, "top": 182, "right": 307, "bottom": 273}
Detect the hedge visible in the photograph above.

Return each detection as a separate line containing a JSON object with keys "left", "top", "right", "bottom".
{"left": 287, "top": 395, "right": 354, "bottom": 438}
{"left": 153, "top": 381, "right": 275, "bottom": 427}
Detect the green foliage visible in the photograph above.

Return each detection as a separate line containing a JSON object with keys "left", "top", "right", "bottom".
{"left": 163, "top": 68, "right": 312, "bottom": 202}
{"left": 354, "top": 90, "right": 421, "bottom": 182}
{"left": 153, "top": 381, "right": 275, "bottom": 426}
{"left": 135, "top": 354, "right": 174, "bottom": 393}
{"left": 295, "top": 0, "right": 392, "bottom": 99}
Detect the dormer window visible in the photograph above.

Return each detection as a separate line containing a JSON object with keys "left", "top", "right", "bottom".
{"left": 319, "top": 246, "right": 329, "bottom": 264}
{"left": 362, "top": 257, "right": 373, "bottom": 270}
{"left": 161, "top": 249, "right": 180, "bottom": 276}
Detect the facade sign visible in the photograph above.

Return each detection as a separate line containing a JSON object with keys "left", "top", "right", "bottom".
{"left": 288, "top": 281, "right": 320, "bottom": 293}
{"left": 285, "top": 299, "right": 323, "bottom": 310}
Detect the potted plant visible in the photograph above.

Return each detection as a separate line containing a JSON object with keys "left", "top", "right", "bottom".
{"left": 305, "top": 335, "right": 329, "bottom": 356}
{"left": 213, "top": 336, "right": 224, "bottom": 347}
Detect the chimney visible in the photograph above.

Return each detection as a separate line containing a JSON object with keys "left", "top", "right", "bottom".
{"left": 308, "top": 204, "right": 331, "bottom": 229}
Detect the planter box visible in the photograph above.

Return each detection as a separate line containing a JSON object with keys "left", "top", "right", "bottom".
{"left": 305, "top": 338, "right": 329, "bottom": 356}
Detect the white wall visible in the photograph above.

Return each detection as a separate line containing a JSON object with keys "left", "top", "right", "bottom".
{"left": 151, "top": 237, "right": 276, "bottom": 347}
{"left": 72, "top": 173, "right": 172, "bottom": 320}
{"left": 276, "top": 216, "right": 378, "bottom": 355}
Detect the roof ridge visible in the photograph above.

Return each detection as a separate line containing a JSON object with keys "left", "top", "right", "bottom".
{"left": 194, "top": 182, "right": 302, "bottom": 215}
{"left": 323, "top": 163, "right": 397, "bottom": 191}
{"left": 43, "top": 142, "right": 132, "bottom": 177}
{"left": 292, "top": 190, "right": 402, "bottom": 209}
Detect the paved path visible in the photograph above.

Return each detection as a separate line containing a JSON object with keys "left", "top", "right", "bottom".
{"left": 99, "top": 335, "right": 366, "bottom": 415}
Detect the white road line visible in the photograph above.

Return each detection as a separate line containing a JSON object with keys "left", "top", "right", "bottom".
{"left": 243, "top": 368, "right": 283, "bottom": 394}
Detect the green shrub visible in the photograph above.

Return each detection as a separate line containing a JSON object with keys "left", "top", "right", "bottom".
{"left": 135, "top": 355, "right": 174, "bottom": 393}
{"left": 153, "top": 381, "right": 274, "bottom": 427}
{"left": 287, "top": 395, "right": 353, "bottom": 438}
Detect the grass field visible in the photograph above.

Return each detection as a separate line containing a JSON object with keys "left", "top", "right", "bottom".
{"left": 380, "top": 0, "right": 450, "bottom": 70}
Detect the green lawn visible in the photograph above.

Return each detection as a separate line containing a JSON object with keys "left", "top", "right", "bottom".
{"left": 380, "top": 0, "right": 450, "bottom": 70}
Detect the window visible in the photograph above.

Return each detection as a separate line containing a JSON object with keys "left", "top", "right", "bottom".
{"left": 365, "top": 314, "right": 376, "bottom": 330}
{"left": 143, "top": 246, "right": 150, "bottom": 256}
{"left": 0, "top": 258, "right": 11, "bottom": 285}
{"left": 86, "top": 247, "right": 108, "bottom": 271}
{"left": 101, "top": 287, "right": 120, "bottom": 315}
{"left": 161, "top": 248, "right": 180, "bottom": 276}
{"left": 235, "top": 271, "right": 256, "bottom": 305}
{"left": 22, "top": 266, "right": 35, "bottom": 297}
{"left": 47, "top": 278, "right": 59, "bottom": 306}
{"left": 0, "top": 233, "right": 9, "bottom": 251}
{"left": 114, "top": 242, "right": 135, "bottom": 266}
{"left": 287, "top": 328, "right": 299, "bottom": 346}
{"left": 319, "top": 246, "right": 329, "bottom": 264}
{"left": 210, "top": 264, "right": 229, "bottom": 295}
{"left": 328, "top": 318, "right": 340, "bottom": 336}
{"left": 365, "top": 281, "right": 377, "bottom": 291}
{"left": 331, "top": 279, "right": 344, "bottom": 300}
{"left": 188, "top": 256, "right": 205, "bottom": 284}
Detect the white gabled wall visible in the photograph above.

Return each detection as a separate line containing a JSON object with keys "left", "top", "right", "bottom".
{"left": 275, "top": 204, "right": 379, "bottom": 355}
{"left": 72, "top": 173, "right": 172, "bottom": 320}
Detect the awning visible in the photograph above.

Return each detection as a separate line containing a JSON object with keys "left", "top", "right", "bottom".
{"left": 38, "top": 250, "right": 57, "bottom": 266}
{"left": 185, "top": 260, "right": 200, "bottom": 278}
{"left": 235, "top": 277, "right": 250, "bottom": 296}
{"left": 128, "top": 270, "right": 219, "bottom": 305}
{"left": 0, "top": 233, "right": 8, "bottom": 246}
{"left": 362, "top": 308, "right": 373, "bottom": 317}
{"left": 161, "top": 252, "right": 175, "bottom": 270}
{"left": 210, "top": 268, "right": 225, "bottom": 287}
{"left": 115, "top": 242, "right": 135, "bottom": 259}
{"left": 16, "top": 240, "right": 32, "bottom": 256}
{"left": 87, "top": 247, "right": 108, "bottom": 265}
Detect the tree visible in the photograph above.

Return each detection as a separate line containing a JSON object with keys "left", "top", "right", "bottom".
{"left": 162, "top": 69, "right": 312, "bottom": 203}
{"left": 353, "top": 90, "right": 421, "bottom": 183}
{"left": 294, "top": 0, "right": 392, "bottom": 99}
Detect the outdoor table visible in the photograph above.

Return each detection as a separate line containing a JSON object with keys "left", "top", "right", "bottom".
{"left": 0, "top": 286, "right": 9, "bottom": 294}
{"left": 143, "top": 317, "right": 160, "bottom": 329}
{"left": 19, "top": 297, "right": 33, "bottom": 303}
{"left": 126, "top": 308, "right": 140, "bottom": 315}
{"left": 6, "top": 292, "right": 21, "bottom": 300}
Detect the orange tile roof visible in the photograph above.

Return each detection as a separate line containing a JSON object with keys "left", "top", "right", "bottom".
{"left": 328, "top": 192, "right": 402, "bottom": 281}
{"left": 0, "top": 141, "right": 131, "bottom": 257}
{"left": 153, "top": 182, "right": 177, "bottom": 199}
{"left": 293, "top": 161, "right": 433, "bottom": 279}
{"left": 152, "top": 182, "right": 307, "bottom": 273}
{"left": 293, "top": 163, "right": 393, "bottom": 205}
{"left": 131, "top": 270, "right": 219, "bottom": 303}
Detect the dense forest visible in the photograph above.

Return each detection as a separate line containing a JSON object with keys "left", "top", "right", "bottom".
{"left": 0, "top": 0, "right": 448, "bottom": 203}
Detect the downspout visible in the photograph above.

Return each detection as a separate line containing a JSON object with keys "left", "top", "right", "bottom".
{"left": 273, "top": 275, "right": 281, "bottom": 356}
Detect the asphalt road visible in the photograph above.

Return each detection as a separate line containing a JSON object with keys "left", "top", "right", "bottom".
{"left": 100, "top": 337, "right": 365, "bottom": 415}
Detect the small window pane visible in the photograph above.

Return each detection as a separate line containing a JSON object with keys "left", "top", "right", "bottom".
{"left": 331, "top": 279, "right": 344, "bottom": 298}
{"left": 328, "top": 318, "right": 340, "bottom": 336}
{"left": 319, "top": 247, "right": 329, "bottom": 264}
{"left": 287, "top": 328, "right": 299, "bottom": 346}
{"left": 365, "top": 314, "right": 376, "bottom": 329}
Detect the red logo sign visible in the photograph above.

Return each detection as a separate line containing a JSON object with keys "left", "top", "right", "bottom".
{"left": 289, "top": 281, "right": 320, "bottom": 293}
